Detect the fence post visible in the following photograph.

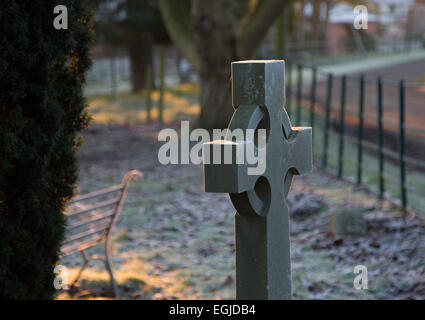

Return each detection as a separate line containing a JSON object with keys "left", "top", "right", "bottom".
{"left": 338, "top": 75, "right": 346, "bottom": 178}
{"left": 287, "top": 62, "right": 293, "bottom": 117}
{"left": 145, "top": 64, "right": 152, "bottom": 123}
{"left": 322, "top": 73, "right": 333, "bottom": 168}
{"left": 159, "top": 50, "right": 165, "bottom": 123}
{"left": 296, "top": 64, "right": 303, "bottom": 125}
{"left": 377, "top": 76, "right": 385, "bottom": 199}
{"left": 309, "top": 66, "right": 317, "bottom": 142}
{"left": 399, "top": 80, "right": 407, "bottom": 210}
{"left": 357, "top": 74, "right": 365, "bottom": 185}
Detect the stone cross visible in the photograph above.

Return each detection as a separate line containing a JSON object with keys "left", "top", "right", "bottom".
{"left": 203, "top": 60, "right": 312, "bottom": 299}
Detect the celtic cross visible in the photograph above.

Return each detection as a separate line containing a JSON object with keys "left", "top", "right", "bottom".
{"left": 203, "top": 60, "right": 312, "bottom": 299}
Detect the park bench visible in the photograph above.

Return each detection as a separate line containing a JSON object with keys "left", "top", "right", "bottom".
{"left": 61, "top": 170, "right": 143, "bottom": 297}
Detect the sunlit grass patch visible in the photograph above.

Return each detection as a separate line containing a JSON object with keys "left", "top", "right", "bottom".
{"left": 87, "top": 84, "right": 201, "bottom": 125}
{"left": 65, "top": 92, "right": 425, "bottom": 300}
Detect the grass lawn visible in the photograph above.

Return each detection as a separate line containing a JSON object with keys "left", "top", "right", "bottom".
{"left": 87, "top": 83, "right": 200, "bottom": 125}
{"left": 86, "top": 84, "right": 425, "bottom": 216}
{"left": 57, "top": 84, "right": 425, "bottom": 300}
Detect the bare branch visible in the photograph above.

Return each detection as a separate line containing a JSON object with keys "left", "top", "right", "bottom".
{"left": 237, "top": 0, "right": 291, "bottom": 58}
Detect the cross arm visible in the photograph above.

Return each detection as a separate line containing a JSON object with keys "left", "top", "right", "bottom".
{"left": 288, "top": 126, "right": 312, "bottom": 176}
{"left": 203, "top": 140, "right": 257, "bottom": 193}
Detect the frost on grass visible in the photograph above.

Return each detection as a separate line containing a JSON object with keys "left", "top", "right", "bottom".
{"left": 58, "top": 123, "right": 425, "bottom": 300}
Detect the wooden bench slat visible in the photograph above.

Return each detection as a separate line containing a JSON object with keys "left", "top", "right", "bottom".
{"left": 67, "top": 209, "right": 115, "bottom": 231}
{"left": 65, "top": 217, "right": 113, "bottom": 238}
{"left": 60, "top": 170, "right": 142, "bottom": 298}
{"left": 63, "top": 220, "right": 111, "bottom": 245}
{"left": 62, "top": 237, "right": 103, "bottom": 256}
{"left": 65, "top": 197, "right": 120, "bottom": 217}
{"left": 70, "top": 184, "right": 123, "bottom": 203}
{"left": 61, "top": 236, "right": 104, "bottom": 257}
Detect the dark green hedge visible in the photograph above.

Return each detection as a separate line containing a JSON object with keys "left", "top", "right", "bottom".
{"left": 0, "top": 1, "right": 92, "bottom": 299}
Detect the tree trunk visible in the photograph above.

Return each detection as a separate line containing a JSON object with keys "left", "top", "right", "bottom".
{"left": 312, "top": 0, "right": 321, "bottom": 43}
{"left": 324, "top": 0, "right": 332, "bottom": 50}
{"left": 159, "top": 0, "right": 291, "bottom": 129}
{"left": 127, "top": 32, "right": 153, "bottom": 93}
{"left": 191, "top": 1, "right": 236, "bottom": 128}
{"left": 198, "top": 69, "right": 234, "bottom": 129}
{"left": 275, "top": 13, "right": 285, "bottom": 59}
{"left": 275, "top": 4, "right": 291, "bottom": 59}
{"left": 287, "top": 1, "right": 296, "bottom": 44}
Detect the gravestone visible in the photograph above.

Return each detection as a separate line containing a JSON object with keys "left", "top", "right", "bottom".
{"left": 203, "top": 60, "right": 312, "bottom": 299}
{"left": 330, "top": 207, "right": 370, "bottom": 236}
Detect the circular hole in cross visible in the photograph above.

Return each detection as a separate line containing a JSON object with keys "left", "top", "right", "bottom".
{"left": 254, "top": 107, "right": 270, "bottom": 147}
{"left": 253, "top": 176, "right": 271, "bottom": 216}
{"left": 283, "top": 170, "right": 295, "bottom": 198}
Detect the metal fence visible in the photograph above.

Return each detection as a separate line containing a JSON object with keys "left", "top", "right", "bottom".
{"left": 284, "top": 38, "right": 423, "bottom": 62}
{"left": 84, "top": 46, "right": 425, "bottom": 211}
{"left": 85, "top": 39, "right": 422, "bottom": 97}
{"left": 84, "top": 55, "right": 131, "bottom": 96}
{"left": 84, "top": 48, "right": 197, "bottom": 97}
{"left": 286, "top": 61, "right": 425, "bottom": 212}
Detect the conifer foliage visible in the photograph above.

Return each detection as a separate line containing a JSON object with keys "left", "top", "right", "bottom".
{"left": 0, "top": 1, "right": 92, "bottom": 298}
